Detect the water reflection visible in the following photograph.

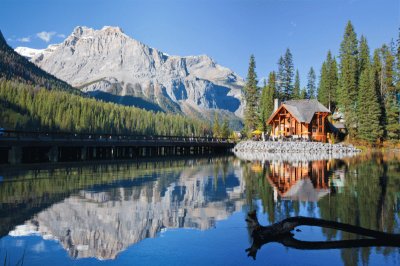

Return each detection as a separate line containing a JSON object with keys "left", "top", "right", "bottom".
{"left": 264, "top": 160, "right": 330, "bottom": 202}
{"left": 2, "top": 158, "right": 245, "bottom": 260}
{"left": 1, "top": 153, "right": 400, "bottom": 265}
{"left": 243, "top": 152, "right": 400, "bottom": 265}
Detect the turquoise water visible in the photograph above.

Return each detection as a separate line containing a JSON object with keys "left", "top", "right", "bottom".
{"left": 0, "top": 154, "right": 399, "bottom": 266}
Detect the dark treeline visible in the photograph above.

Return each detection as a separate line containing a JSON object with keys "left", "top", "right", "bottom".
{"left": 243, "top": 21, "right": 400, "bottom": 143}
{"left": 0, "top": 80, "right": 211, "bottom": 136}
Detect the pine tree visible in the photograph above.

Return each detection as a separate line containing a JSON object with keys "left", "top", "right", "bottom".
{"left": 318, "top": 51, "right": 338, "bottom": 110}
{"left": 307, "top": 67, "right": 316, "bottom": 99}
{"left": 318, "top": 62, "right": 329, "bottom": 106}
{"left": 276, "top": 56, "right": 285, "bottom": 100}
{"left": 357, "top": 63, "right": 382, "bottom": 143}
{"left": 243, "top": 55, "right": 258, "bottom": 135}
{"left": 213, "top": 112, "right": 221, "bottom": 138}
{"left": 293, "top": 69, "right": 301, "bottom": 99}
{"left": 380, "top": 45, "right": 399, "bottom": 140}
{"left": 282, "top": 48, "right": 294, "bottom": 100}
{"left": 338, "top": 21, "right": 359, "bottom": 138}
{"left": 221, "top": 118, "right": 230, "bottom": 138}
{"left": 300, "top": 88, "right": 307, "bottom": 99}
{"left": 372, "top": 49, "right": 386, "bottom": 135}
{"left": 386, "top": 95, "right": 400, "bottom": 140}
{"left": 329, "top": 56, "right": 339, "bottom": 109}
{"left": 358, "top": 35, "right": 370, "bottom": 76}
{"left": 259, "top": 71, "right": 276, "bottom": 132}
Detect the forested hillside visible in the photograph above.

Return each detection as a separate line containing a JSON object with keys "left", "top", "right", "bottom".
{"left": 0, "top": 80, "right": 210, "bottom": 136}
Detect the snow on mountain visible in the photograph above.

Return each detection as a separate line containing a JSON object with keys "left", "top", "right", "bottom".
{"left": 16, "top": 26, "right": 245, "bottom": 120}
{"left": 14, "top": 47, "right": 43, "bottom": 59}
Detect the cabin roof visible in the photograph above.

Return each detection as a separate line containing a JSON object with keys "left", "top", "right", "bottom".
{"left": 268, "top": 99, "right": 330, "bottom": 124}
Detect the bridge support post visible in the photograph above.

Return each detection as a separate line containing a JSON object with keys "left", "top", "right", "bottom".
{"left": 47, "top": 146, "right": 59, "bottom": 163}
{"left": 81, "top": 146, "right": 87, "bottom": 161}
{"left": 8, "top": 146, "right": 22, "bottom": 164}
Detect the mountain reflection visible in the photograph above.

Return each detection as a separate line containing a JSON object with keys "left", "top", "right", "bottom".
{"left": 2, "top": 153, "right": 400, "bottom": 265}
{"left": 6, "top": 158, "right": 245, "bottom": 260}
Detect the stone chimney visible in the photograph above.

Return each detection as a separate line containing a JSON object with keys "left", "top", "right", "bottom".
{"left": 273, "top": 98, "right": 279, "bottom": 112}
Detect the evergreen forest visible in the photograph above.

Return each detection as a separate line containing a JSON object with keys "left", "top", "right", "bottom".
{"left": 243, "top": 21, "right": 400, "bottom": 144}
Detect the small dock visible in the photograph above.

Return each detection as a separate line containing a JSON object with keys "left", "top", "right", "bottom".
{"left": 0, "top": 130, "right": 235, "bottom": 164}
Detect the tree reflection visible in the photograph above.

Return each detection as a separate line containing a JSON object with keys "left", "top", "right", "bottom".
{"left": 242, "top": 152, "right": 400, "bottom": 264}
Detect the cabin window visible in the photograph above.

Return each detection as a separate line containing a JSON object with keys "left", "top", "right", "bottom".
{"left": 312, "top": 127, "right": 316, "bottom": 133}
{"left": 319, "top": 117, "right": 322, "bottom": 125}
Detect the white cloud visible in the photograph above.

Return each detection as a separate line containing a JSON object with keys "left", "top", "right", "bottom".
{"left": 17, "top": 37, "right": 31, "bottom": 43}
{"left": 57, "top": 34, "right": 66, "bottom": 38}
{"left": 36, "top": 31, "right": 56, "bottom": 42}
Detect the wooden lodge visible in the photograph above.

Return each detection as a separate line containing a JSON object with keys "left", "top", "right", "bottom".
{"left": 267, "top": 99, "right": 331, "bottom": 142}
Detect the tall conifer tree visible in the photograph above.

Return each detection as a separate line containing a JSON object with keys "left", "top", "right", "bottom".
{"left": 259, "top": 73, "right": 276, "bottom": 132}
{"left": 338, "top": 21, "right": 359, "bottom": 138}
{"left": 243, "top": 55, "right": 258, "bottom": 135}
{"left": 277, "top": 56, "right": 285, "bottom": 100}
{"left": 293, "top": 70, "right": 301, "bottom": 99}
{"left": 372, "top": 49, "right": 386, "bottom": 134}
{"left": 357, "top": 67, "right": 382, "bottom": 143}
{"left": 356, "top": 38, "right": 382, "bottom": 143}
{"left": 380, "top": 45, "right": 399, "bottom": 139}
{"left": 358, "top": 35, "right": 370, "bottom": 76}
{"left": 307, "top": 67, "right": 316, "bottom": 99}
{"left": 282, "top": 48, "right": 294, "bottom": 100}
{"left": 318, "top": 62, "right": 329, "bottom": 105}
{"left": 318, "top": 52, "right": 338, "bottom": 110}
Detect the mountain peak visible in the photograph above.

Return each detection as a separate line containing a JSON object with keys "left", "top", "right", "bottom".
{"left": 72, "top": 26, "right": 95, "bottom": 37}
{"left": 101, "top": 26, "right": 124, "bottom": 33}
{"left": 71, "top": 26, "right": 125, "bottom": 38}
{"left": 15, "top": 25, "right": 244, "bottom": 121}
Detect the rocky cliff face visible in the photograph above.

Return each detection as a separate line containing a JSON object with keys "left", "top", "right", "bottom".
{"left": 9, "top": 163, "right": 245, "bottom": 260}
{"left": 17, "top": 26, "right": 244, "bottom": 120}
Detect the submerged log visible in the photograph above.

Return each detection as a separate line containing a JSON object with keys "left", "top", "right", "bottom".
{"left": 246, "top": 211, "right": 400, "bottom": 260}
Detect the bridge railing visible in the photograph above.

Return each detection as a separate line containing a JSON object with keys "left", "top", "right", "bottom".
{"left": 0, "top": 129, "right": 236, "bottom": 144}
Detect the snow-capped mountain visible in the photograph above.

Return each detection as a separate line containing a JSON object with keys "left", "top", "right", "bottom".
{"left": 15, "top": 26, "right": 244, "bottom": 120}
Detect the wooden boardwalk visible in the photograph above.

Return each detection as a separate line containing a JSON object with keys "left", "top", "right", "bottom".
{"left": 0, "top": 130, "right": 235, "bottom": 164}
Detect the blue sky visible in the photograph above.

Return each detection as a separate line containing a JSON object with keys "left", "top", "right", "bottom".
{"left": 1, "top": 0, "right": 399, "bottom": 86}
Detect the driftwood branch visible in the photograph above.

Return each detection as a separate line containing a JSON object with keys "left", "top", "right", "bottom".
{"left": 245, "top": 211, "right": 400, "bottom": 260}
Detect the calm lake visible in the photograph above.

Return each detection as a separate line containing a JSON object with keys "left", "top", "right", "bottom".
{"left": 1, "top": 153, "right": 400, "bottom": 266}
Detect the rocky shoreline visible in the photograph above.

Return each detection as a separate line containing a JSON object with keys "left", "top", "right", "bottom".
{"left": 233, "top": 140, "right": 362, "bottom": 162}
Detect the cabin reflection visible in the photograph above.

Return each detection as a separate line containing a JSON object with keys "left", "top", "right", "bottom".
{"left": 263, "top": 160, "right": 330, "bottom": 202}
